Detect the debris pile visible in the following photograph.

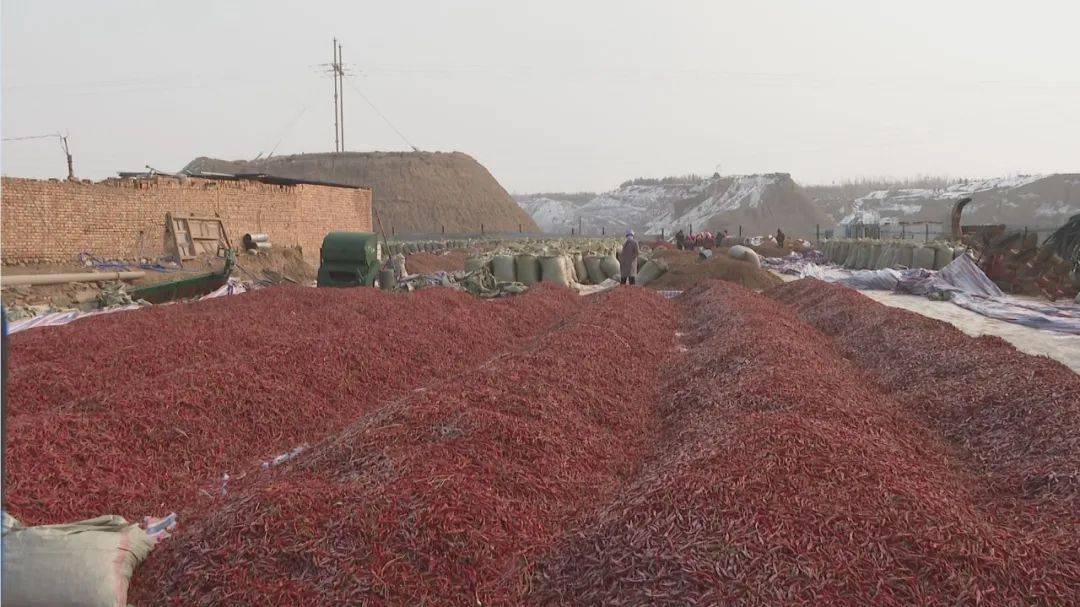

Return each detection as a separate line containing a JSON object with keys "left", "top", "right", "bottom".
{"left": 645, "top": 248, "right": 781, "bottom": 290}
{"left": 398, "top": 250, "right": 467, "bottom": 274}
{"left": 133, "top": 287, "right": 677, "bottom": 605}
{"left": 5, "top": 284, "right": 582, "bottom": 525}
{"left": 530, "top": 280, "right": 1078, "bottom": 605}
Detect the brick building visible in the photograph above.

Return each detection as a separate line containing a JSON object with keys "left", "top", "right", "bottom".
{"left": 0, "top": 175, "right": 373, "bottom": 265}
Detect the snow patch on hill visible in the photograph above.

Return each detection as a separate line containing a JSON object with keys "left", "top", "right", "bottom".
{"left": 840, "top": 174, "right": 1080, "bottom": 227}
{"left": 517, "top": 173, "right": 828, "bottom": 236}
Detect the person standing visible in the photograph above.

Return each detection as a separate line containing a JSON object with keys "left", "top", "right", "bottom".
{"left": 776, "top": 228, "right": 786, "bottom": 249}
{"left": 675, "top": 229, "right": 686, "bottom": 251}
{"left": 620, "top": 230, "right": 639, "bottom": 285}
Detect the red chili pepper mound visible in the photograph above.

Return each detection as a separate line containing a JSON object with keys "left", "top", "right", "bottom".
{"left": 133, "top": 286, "right": 678, "bottom": 606}
{"left": 529, "top": 280, "right": 1078, "bottom": 606}
{"left": 768, "top": 279, "right": 1080, "bottom": 520}
{"left": 5, "top": 283, "right": 583, "bottom": 524}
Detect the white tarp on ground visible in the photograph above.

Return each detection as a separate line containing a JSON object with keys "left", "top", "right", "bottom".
{"left": 948, "top": 293, "right": 1080, "bottom": 334}
{"left": 767, "top": 252, "right": 1080, "bottom": 335}
{"left": 198, "top": 278, "right": 252, "bottom": 300}
{"left": 7, "top": 304, "right": 144, "bottom": 334}
{"left": 5, "top": 279, "right": 255, "bottom": 335}
{"left": 858, "top": 290, "right": 1080, "bottom": 373}
{"left": 895, "top": 255, "right": 1003, "bottom": 298}
{"left": 769, "top": 258, "right": 906, "bottom": 290}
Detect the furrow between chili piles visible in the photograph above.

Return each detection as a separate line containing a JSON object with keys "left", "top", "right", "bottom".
{"left": 526, "top": 280, "right": 1078, "bottom": 606}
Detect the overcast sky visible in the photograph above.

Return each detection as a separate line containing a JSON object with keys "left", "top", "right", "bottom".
{"left": 3, "top": 0, "right": 1078, "bottom": 193}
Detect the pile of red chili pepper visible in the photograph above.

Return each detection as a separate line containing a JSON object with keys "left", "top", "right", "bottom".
{"left": 8, "top": 278, "right": 1079, "bottom": 606}
{"left": 5, "top": 283, "right": 582, "bottom": 524}
{"left": 530, "top": 281, "right": 1078, "bottom": 606}
{"left": 768, "top": 279, "right": 1080, "bottom": 570}
{"left": 132, "top": 287, "right": 678, "bottom": 605}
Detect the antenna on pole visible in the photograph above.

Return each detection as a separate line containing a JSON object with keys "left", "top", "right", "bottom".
{"left": 338, "top": 40, "right": 345, "bottom": 152}
{"left": 332, "top": 37, "right": 340, "bottom": 152}
{"left": 318, "top": 38, "right": 353, "bottom": 153}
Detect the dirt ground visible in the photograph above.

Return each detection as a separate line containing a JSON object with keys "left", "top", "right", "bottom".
{"left": 233, "top": 247, "right": 316, "bottom": 283}
{"left": 646, "top": 249, "right": 782, "bottom": 290}
{"left": 403, "top": 250, "right": 468, "bottom": 274}
{"left": 1, "top": 247, "right": 313, "bottom": 309}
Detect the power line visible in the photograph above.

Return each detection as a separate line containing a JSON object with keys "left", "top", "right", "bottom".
{"left": 255, "top": 102, "right": 311, "bottom": 160}
{"left": 342, "top": 76, "right": 418, "bottom": 151}
{"left": 2, "top": 133, "right": 61, "bottom": 142}
{"left": 3, "top": 132, "right": 75, "bottom": 179}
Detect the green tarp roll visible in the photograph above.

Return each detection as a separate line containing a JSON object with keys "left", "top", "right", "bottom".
{"left": 573, "top": 253, "right": 588, "bottom": 284}
{"left": 637, "top": 259, "right": 668, "bottom": 286}
{"left": 515, "top": 254, "right": 540, "bottom": 285}
{"left": 465, "top": 256, "right": 488, "bottom": 273}
{"left": 539, "top": 255, "right": 570, "bottom": 287}
{"left": 491, "top": 255, "right": 516, "bottom": 282}
{"left": 599, "top": 255, "right": 620, "bottom": 279}
{"left": 584, "top": 256, "right": 606, "bottom": 284}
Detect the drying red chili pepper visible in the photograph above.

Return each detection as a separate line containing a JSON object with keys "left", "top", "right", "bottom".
{"left": 132, "top": 286, "right": 678, "bottom": 606}
{"left": 5, "top": 283, "right": 584, "bottom": 526}
{"left": 530, "top": 281, "right": 1078, "bottom": 606}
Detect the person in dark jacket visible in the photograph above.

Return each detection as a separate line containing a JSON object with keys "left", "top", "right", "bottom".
{"left": 620, "top": 230, "right": 639, "bottom": 285}
{"left": 776, "top": 228, "right": 786, "bottom": 248}
{"left": 674, "top": 229, "right": 686, "bottom": 251}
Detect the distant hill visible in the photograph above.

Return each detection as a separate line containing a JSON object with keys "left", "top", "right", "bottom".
{"left": 806, "top": 174, "right": 1080, "bottom": 229}
{"left": 185, "top": 151, "right": 539, "bottom": 235}
{"left": 516, "top": 173, "right": 829, "bottom": 237}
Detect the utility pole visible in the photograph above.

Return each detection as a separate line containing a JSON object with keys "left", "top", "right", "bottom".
{"left": 332, "top": 38, "right": 340, "bottom": 152}
{"left": 338, "top": 40, "right": 345, "bottom": 152}
{"left": 62, "top": 136, "right": 74, "bottom": 180}
{"left": 1, "top": 132, "right": 75, "bottom": 179}
{"left": 327, "top": 37, "right": 347, "bottom": 152}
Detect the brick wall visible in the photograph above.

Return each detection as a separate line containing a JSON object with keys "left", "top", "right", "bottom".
{"left": 0, "top": 176, "right": 372, "bottom": 264}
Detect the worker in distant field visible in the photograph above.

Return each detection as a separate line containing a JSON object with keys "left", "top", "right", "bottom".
{"left": 675, "top": 229, "right": 686, "bottom": 251}
{"left": 621, "top": 229, "right": 639, "bottom": 285}
{"left": 776, "top": 228, "right": 786, "bottom": 249}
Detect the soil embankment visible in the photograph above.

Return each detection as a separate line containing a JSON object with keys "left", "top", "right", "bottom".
{"left": 185, "top": 152, "right": 539, "bottom": 236}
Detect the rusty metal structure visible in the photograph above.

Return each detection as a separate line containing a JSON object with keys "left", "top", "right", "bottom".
{"left": 950, "top": 198, "right": 1079, "bottom": 300}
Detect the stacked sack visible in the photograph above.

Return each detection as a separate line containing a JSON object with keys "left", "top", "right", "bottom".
{"left": 823, "top": 238, "right": 959, "bottom": 271}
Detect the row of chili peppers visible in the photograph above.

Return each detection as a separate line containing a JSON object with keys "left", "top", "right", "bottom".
{"left": 530, "top": 281, "right": 1077, "bottom": 606}
{"left": 5, "top": 283, "right": 583, "bottom": 525}
{"left": 132, "top": 286, "right": 679, "bottom": 605}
